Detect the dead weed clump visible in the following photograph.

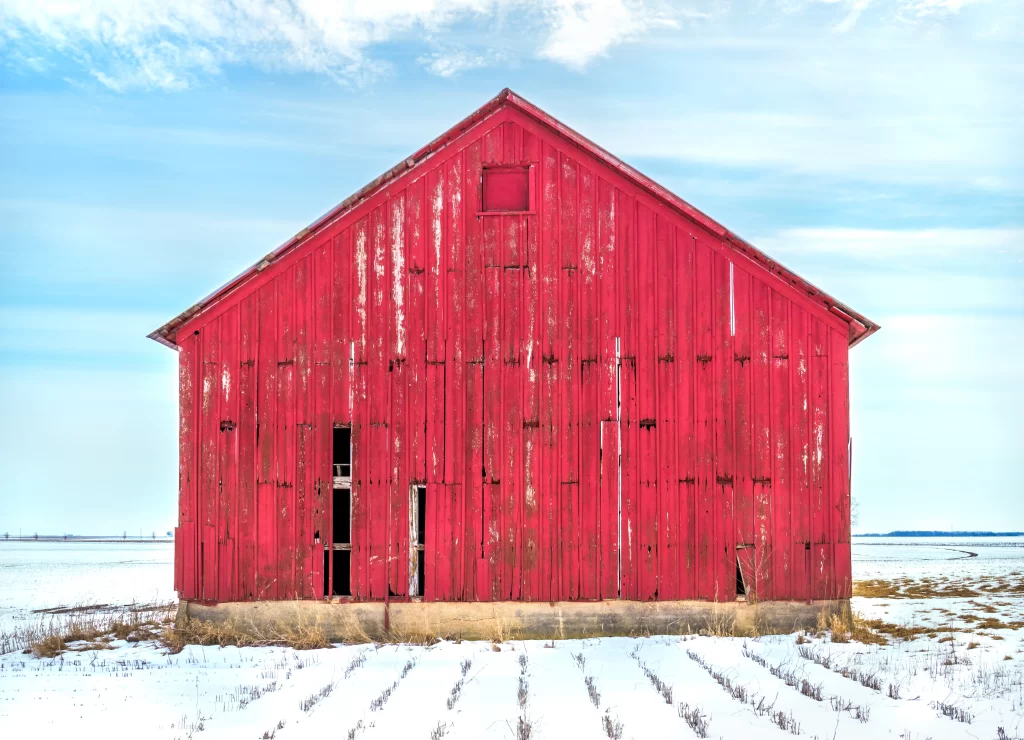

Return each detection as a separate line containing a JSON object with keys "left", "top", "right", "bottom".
{"left": 7, "top": 601, "right": 177, "bottom": 658}
{"left": 820, "top": 606, "right": 888, "bottom": 646}
{"left": 161, "top": 616, "right": 331, "bottom": 653}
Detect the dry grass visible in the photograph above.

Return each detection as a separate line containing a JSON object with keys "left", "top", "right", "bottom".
{"left": 960, "top": 614, "right": 1024, "bottom": 631}
{"left": 854, "top": 575, "right": 1024, "bottom": 600}
{"left": 0, "top": 601, "right": 177, "bottom": 658}
{"left": 820, "top": 605, "right": 888, "bottom": 646}
{"left": 857, "top": 618, "right": 944, "bottom": 642}
{"left": 854, "top": 577, "right": 978, "bottom": 599}
{"left": 161, "top": 615, "right": 331, "bottom": 653}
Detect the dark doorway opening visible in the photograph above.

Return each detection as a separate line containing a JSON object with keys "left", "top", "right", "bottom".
{"left": 332, "top": 550, "right": 351, "bottom": 597}
{"left": 333, "top": 426, "right": 352, "bottom": 478}
{"left": 333, "top": 489, "right": 351, "bottom": 545}
{"left": 326, "top": 424, "right": 353, "bottom": 598}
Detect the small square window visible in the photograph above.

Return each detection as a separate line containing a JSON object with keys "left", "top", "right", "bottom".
{"left": 482, "top": 167, "right": 530, "bottom": 212}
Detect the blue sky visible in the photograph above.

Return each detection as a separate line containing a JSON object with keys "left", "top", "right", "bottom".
{"left": 1, "top": 0, "right": 1021, "bottom": 536}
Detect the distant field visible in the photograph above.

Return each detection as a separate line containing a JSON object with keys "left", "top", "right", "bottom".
{"left": 1, "top": 538, "right": 1021, "bottom": 739}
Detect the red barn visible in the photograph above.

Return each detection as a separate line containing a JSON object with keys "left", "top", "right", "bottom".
{"left": 153, "top": 89, "right": 877, "bottom": 638}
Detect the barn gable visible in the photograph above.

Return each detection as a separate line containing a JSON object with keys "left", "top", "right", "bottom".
{"left": 150, "top": 89, "right": 876, "bottom": 349}
{"left": 159, "top": 89, "right": 875, "bottom": 607}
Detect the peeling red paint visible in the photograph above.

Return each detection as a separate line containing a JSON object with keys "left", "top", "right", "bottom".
{"left": 163, "top": 91, "right": 870, "bottom": 604}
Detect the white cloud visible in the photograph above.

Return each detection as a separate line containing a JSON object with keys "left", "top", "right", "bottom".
{"left": 418, "top": 49, "right": 491, "bottom": 77}
{"left": 898, "top": 0, "right": 983, "bottom": 18}
{"left": 537, "top": 0, "right": 677, "bottom": 68}
{"left": 0, "top": 0, "right": 680, "bottom": 89}
{"left": 4, "top": 0, "right": 997, "bottom": 90}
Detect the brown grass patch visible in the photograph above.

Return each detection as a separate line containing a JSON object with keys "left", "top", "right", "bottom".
{"left": 857, "top": 618, "right": 937, "bottom": 642}
{"left": 822, "top": 606, "right": 888, "bottom": 645}
{"left": 8, "top": 602, "right": 177, "bottom": 657}
{"left": 853, "top": 578, "right": 979, "bottom": 599}
{"left": 160, "top": 616, "right": 332, "bottom": 653}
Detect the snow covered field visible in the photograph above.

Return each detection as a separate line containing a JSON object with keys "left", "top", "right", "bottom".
{"left": 0, "top": 540, "right": 174, "bottom": 633}
{"left": 1, "top": 537, "right": 1021, "bottom": 739}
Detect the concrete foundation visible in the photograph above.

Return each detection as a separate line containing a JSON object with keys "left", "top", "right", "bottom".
{"left": 178, "top": 598, "right": 846, "bottom": 642}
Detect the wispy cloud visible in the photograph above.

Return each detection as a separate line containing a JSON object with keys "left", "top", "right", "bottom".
{"left": 0, "top": 0, "right": 682, "bottom": 89}
{"left": 536, "top": 0, "right": 678, "bottom": 68}
{"left": 2, "top": 0, "right": 1005, "bottom": 90}
{"left": 417, "top": 49, "right": 493, "bottom": 78}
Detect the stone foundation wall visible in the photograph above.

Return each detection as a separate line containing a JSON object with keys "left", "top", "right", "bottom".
{"left": 177, "top": 599, "right": 847, "bottom": 642}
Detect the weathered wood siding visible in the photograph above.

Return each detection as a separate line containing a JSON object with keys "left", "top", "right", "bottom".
{"left": 173, "top": 106, "right": 853, "bottom": 604}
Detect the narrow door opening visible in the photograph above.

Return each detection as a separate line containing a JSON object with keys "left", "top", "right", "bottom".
{"left": 735, "top": 557, "right": 747, "bottom": 599}
{"left": 328, "top": 486, "right": 352, "bottom": 597}
{"left": 409, "top": 486, "right": 427, "bottom": 597}
{"left": 326, "top": 424, "right": 352, "bottom": 598}
{"left": 736, "top": 545, "right": 756, "bottom": 601}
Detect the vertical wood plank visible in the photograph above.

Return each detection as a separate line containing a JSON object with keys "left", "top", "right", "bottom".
{"left": 368, "top": 205, "right": 389, "bottom": 600}
{"left": 675, "top": 229, "right": 696, "bottom": 600}
{"left": 618, "top": 191, "right": 638, "bottom": 600}
{"left": 770, "top": 290, "right": 792, "bottom": 599}
{"left": 256, "top": 279, "right": 278, "bottom": 599}
{"left": 656, "top": 215, "right": 676, "bottom": 600}
{"left": 351, "top": 217, "right": 370, "bottom": 599}
{"left": 238, "top": 293, "right": 258, "bottom": 600}
{"left": 539, "top": 141, "right": 559, "bottom": 601}
{"left": 578, "top": 166, "right": 599, "bottom": 599}
{"left": 751, "top": 277, "right": 772, "bottom": 601}
{"left": 522, "top": 158, "right": 542, "bottom": 600}
{"left": 199, "top": 319, "right": 220, "bottom": 600}
{"left": 597, "top": 179, "right": 618, "bottom": 600}
{"left": 713, "top": 251, "right": 734, "bottom": 603}
{"left": 389, "top": 194, "right": 409, "bottom": 597}
{"left": 559, "top": 153, "right": 579, "bottom": 601}
{"left": 503, "top": 257, "right": 524, "bottom": 599}
{"left": 295, "top": 257, "right": 313, "bottom": 598}
{"left": 332, "top": 229, "right": 352, "bottom": 426}
{"left": 218, "top": 306, "right": 239, "bottom": 601}
{"left": 636, "top": 204, "right": 658, "bottom": 601}
{"left": 809, "top": 317, "right": 831, "bottom": 599}
{"left": 464, "top": 140, "right": 484, "bottom": 601}
{"left": 178, "top": 334, "right": 198, "bottom": 599}
{"left": 830, "top": 327, "right": 851, "bottom": 598}
{"left": 732, "top": 266, "right": 754, "bottom": 589}
{"left": 789, "top": 305, "right": 811, "bottom": 599}
{"left": 483, "top": 264, "right": 502, "bottom": 599}
{"left": 311, "top": 239, "right": 332, "bottom": 598}
{"left": 693, "top": 238, "right": 714, "bottom": 601}
{"left": 277, "top": 266, "right": 296, "bottom": 600}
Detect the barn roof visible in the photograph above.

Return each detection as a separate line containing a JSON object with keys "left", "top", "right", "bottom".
{"left": 149, "top": 88, "right": 878, "bottom": 349}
